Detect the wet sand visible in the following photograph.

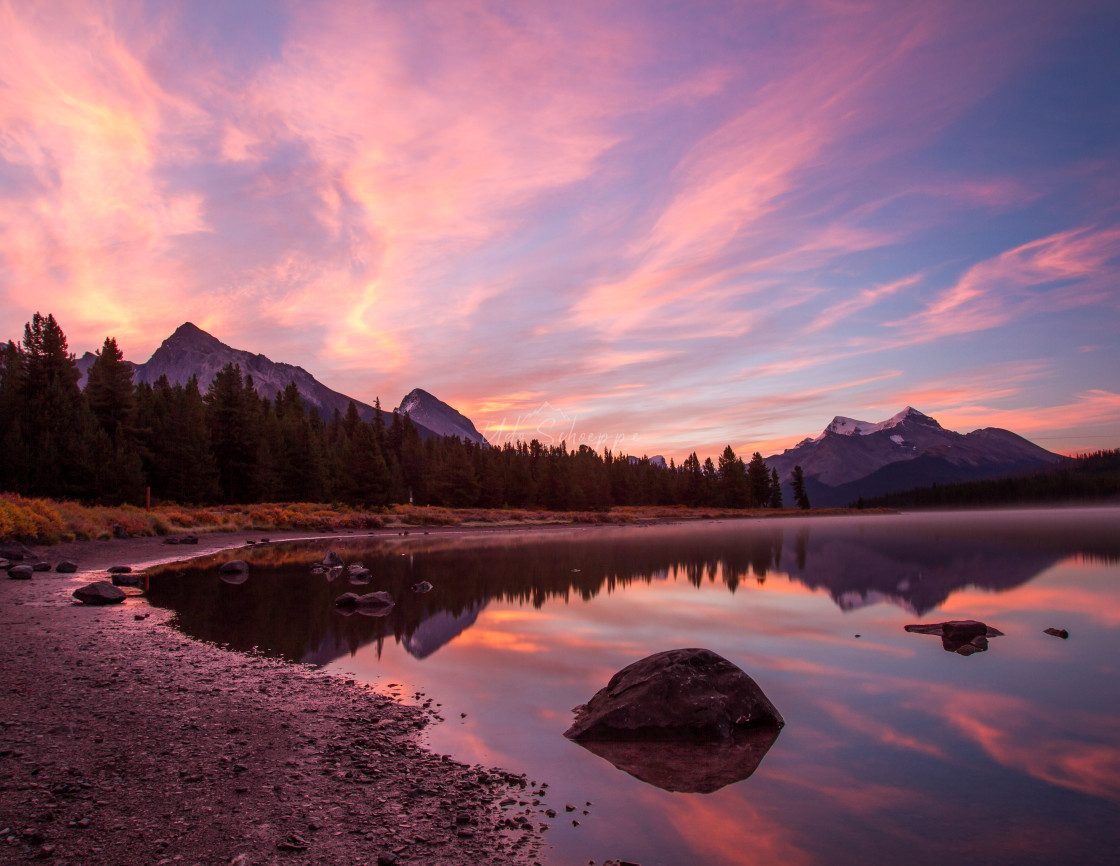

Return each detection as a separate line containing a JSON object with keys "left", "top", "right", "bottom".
{"left": 1, "top": 531, "right": 550, "bottom": 865}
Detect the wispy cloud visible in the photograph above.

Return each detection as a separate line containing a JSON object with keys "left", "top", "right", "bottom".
{"left": 0, "top": 0, "right": 1117, "bottom": 456}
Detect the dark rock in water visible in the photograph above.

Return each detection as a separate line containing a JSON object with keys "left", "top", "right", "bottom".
{"left": 412, "top": 581, "right": 434, "bottom": 593}
{"left": 564, "top": 648, "right": 784, "bottom": 743}
{"left": 322, "top": 550, "right": 344, "bottom": 568}
{"left": 111, "top": 572, "right": 144, "bottom": 587}
{"left": 904, "top": 620, "right": 1004, "bottom": 655}
{"left": 1044, "top": 627, "right": 1070, "bottom": 639}
{"left": 219, "top": 560, "right": 250, "bottom": 584}
{"left": 180, "top": 535, "right": 199, "bottom": 545}
{"left": 56, "top": 561, "right": 78, "bottom": 573}
{"left": 348, "top": 570, "right": 372, "bottom": 585}
{"left": 32, "top": 562, "right": 50, "bottom": 571}
{"left": 112, "top": 523, "right": 129, "bottom": 539}
{"left": 73, "top": 581, "right": 126, "bottom": 605}
{"left": 8, "top": 565, "right": 33, "bottom": 580}
{"left": 577, "top": 726, "right": 781, "bottom": 794}
{"left": 334, "top": 591, "right": 394, "bottom": 615}
{"left": 163, "top": 537, "right": 180, "bottom": 544}
{"left": 107, "top": 566, "right": 132, "bottom": 574}
{"left": 259, "top": 537, "right": 269, "bottom": 543}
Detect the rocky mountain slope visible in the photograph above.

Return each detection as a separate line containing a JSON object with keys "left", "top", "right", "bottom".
{"left": 397, "top": 388, "right": 490, "bottom": 446}
{"left": 766, "top": 407, "right": 1060, "bottom": 506}
{"left": 76, "top": 323, "right": 482, "bottom": 440}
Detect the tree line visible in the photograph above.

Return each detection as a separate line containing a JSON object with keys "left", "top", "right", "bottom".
{"left": 1, "top": 314, "right": 811, "bottom": 510}
{"left": 858, "top": 450, "right": 1120, "bottom": 508}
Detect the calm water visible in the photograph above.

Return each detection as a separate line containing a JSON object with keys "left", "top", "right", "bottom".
{"left": 146, "top": 508, "right": 1120, "bottom": 865}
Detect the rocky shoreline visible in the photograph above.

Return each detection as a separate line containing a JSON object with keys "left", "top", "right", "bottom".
{"left": 1, "top": 532, "right": 549, "bottom": 865}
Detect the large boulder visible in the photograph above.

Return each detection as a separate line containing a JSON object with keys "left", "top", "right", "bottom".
{"left": 56, "top": 561, "right": 79, "bottom": 573}
{"left": 73, "top": 581, "right": 126, "bottom": 605}
{"left": 8, "top": 565, "right": 34, "bottom": 580}
{"left": 564, "top": 648, "right": 784, "bottom": 742}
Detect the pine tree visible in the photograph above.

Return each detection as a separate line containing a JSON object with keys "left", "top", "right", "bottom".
{"left": 205, "top": 363, "right": 257, "bottom": 503}
{"left": 791, "top": 465, "right": 811, "bottom": 510}
{"left": 746, "top": 452, "right": 771, "bottom": 508}
{"left": 85, "top": 336, "right": 136, "bottom": 444}
{"left": 768, "top": 467, "right": 784, "bottom": 508}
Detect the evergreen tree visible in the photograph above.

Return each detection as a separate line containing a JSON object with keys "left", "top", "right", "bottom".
{"left": 769, "top": 467, "right": 784, "bottom": 508}
{"left": 746, "top": 452, "right": 771, "bottom": 507}
{"left": 205, "top": 363, "right": 257, "bottom": 503}
{"left": 791, "top": 465, "right": 811, "bottom": 510}
{"left": 85, "top": 336, "right": 136, "bottom": 444}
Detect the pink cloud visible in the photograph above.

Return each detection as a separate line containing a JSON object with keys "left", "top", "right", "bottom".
{"left": 894, "top": 226, "right": 1120, "bottom": 340}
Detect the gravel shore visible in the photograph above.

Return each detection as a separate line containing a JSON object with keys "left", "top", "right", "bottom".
{"left": 1, "top": 533, "right": 547, "bottom": 865}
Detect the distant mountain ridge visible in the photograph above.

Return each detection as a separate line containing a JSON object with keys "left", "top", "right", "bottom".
{"left": 766, "top": 406, "right": 1060, "bottom": 506}
{"left": 76, "top": 323, "right": 483, "bottom": 442}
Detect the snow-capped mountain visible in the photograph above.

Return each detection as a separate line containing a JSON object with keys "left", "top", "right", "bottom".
{"left": 397, "top": 388, "right": 490, "bottom": 446}
{"left": 767, "top": 407, "right": 1060, "bottom": 506}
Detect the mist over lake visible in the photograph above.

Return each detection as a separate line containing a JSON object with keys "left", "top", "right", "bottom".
{"left": 147, "top": 508, "right": 1120, "bottom": 865}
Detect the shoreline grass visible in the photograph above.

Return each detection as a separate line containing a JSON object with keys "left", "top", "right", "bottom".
{"left": 0, "top": 493, "right": 887, "bottom": 546}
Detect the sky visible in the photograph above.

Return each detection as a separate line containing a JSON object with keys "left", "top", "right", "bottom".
{"left": 2, "top": 0, "right": 1119, "bottom": 462}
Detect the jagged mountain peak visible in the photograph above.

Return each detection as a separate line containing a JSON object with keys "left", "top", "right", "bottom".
{"left": 397, "top": 388, "right": 489, "bottom": 447}
{"left": 163, "top": 321, "right": 225, "bottom": 350}
{"left": 768, "top": 406, "right": 1058, "bottom": 503}
{"left": 818, "top": 406, "right": 940, "bottom": 441}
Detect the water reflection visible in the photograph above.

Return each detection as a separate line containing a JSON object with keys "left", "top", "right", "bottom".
{"left": 572, "top": 726, "right": 782, "bottom": 793}
{"left": 145, "top": 509, "right": 1120, "bottom": 668}
{"left": 144, "top": 509, "right": 1120, "bottom": 866}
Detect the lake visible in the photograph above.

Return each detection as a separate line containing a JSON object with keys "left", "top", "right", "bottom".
{"left": 146, "top": 508, "right": 1120, "bottom": 865}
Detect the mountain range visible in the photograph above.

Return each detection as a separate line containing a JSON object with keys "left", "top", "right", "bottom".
{"left": 76, "top": 323, "right": 486, "bottom": 444}
{"left": 75, "top": 323, "right": 1059, "bottom": 503}
{"left": 764, "top": 406, "right": 1060, "bottom": 506}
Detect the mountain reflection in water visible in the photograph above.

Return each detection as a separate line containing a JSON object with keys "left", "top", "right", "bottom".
{"left": 145, "top": 509, "right": 1120, "bottom": 866}
{"left": 145, "top": 510, "right": 1120, "bottom": 667}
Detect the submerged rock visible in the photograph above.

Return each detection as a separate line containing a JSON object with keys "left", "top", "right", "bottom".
{"left": 564, "top": 648, "right": 784, "bottom": 742}
{"left": 904, "top": 620, "right": 1004, "bottom": 655}
{"left": 411, "top": 581, "right": 434, "bottom": 593}
{"left": 334, "top": 591, "right": 395, "bottom": 617}
{"left": 219, "top": 560, "right": 250, "bottom": 585}
{"left": 111, "top": 572, "right": 144, "bottom": 587}
{"left": 73, "top": 581, "right": 126, "bottom": 605}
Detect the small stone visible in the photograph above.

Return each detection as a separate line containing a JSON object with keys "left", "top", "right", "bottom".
{"left": 1044, "top": 628, "right": 1070, "bottom": 639}
{"left": 72, "top": 581, "right": 126, "bottom": 605}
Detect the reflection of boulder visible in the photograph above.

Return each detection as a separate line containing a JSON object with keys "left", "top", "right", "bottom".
{"left": 573, "top": 725, "right": 781, "bottom": 794}
{"left": 905, "top": 620, "right": 1004, "bottom": 655}
{"left": 565, "top": 648, "right": 784, "bottom": 741}
{"left": 402, "top": 604, "right": 485, "bottom": 659}
{"left": 565, "top": 648, "right": 783, "bottom": 793}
